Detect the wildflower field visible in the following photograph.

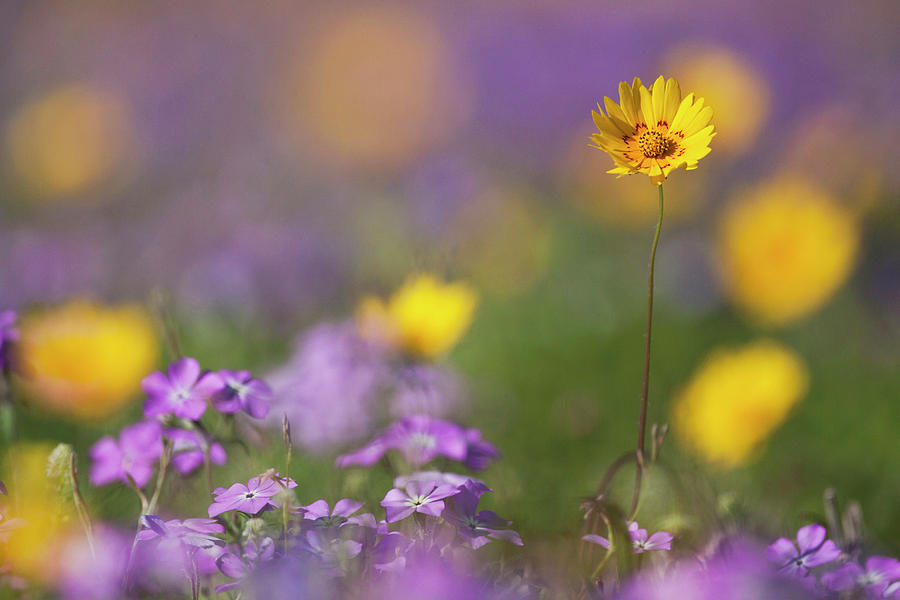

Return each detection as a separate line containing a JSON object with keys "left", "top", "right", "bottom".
{"left": 0, "top": 1, "right": 898, "bottom": 599}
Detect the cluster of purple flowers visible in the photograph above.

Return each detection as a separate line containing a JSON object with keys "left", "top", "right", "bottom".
{"left": 110, "top": 461, "right": 520, "bottom": 597}
{"left": 89, "top": 356, "right": 271, "bottom": 488}
{"left": 766, "top": 524, "right": 900, "bottom": 598}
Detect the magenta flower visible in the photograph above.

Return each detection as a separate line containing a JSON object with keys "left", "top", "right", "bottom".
{"left": 215, "top": 537, "right": 275, "bottom": 593}
{"left": 0, "top": 310, "right": 18, "bottom": 372}
{"left": 89, "top": 420, "right": 163, "bottom": 487}
{"left": 208, "top": 474, "right": 297, "bottom": 518}
{"left": 617, "top": 539, "right": 815, "bottom": 600}
{"left": 336, "top": 415, "right": 470, "bottom": 468}
{"left": 142, "top": 357, "right": 224, "bottom": 420}
{"left": 822, "top": 556, "right": 900, "bottom": 597}
{"left": 167, "top": 428, "right": 227, "bottom": 475}
{"left": 380, "top": 480, "right": 459, "bottom": 523}
{"left": 370, "top": 531, "right": 414, "bottom": 573}
{"left": 442, "top": 480, "right": 522, "bottom": 549}
{"left": 462, "top": 428, "right": 500, "bottom": 471}
{"left": 300, "top": 529, "right": 363, "bottom": 575}
{"left": 211, "top": 369, "right": 271, "bottom": 419}
{"left": 583, "top": 521, "right": 673, "bottom": 553}
{"left": 766, "top": 524, "right": 842, "bottom": 576}
{"left": 58, "top": 527, "right": 129, "bottom": 600}
{"left": 137, "top": 516, "right": 225, "bottom": 550}
{"left": 297, "top": 498, "right": 366, "bottom": 527}
{"left": 267, "top": 322, "right": 385, "bottom": 451}
{"left": 394, "top": 471, "right": 488, "bottom": 490}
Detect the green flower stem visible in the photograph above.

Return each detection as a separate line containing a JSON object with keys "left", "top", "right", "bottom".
{"left": 630, "top": 184, "right": 664, "bottom": 517}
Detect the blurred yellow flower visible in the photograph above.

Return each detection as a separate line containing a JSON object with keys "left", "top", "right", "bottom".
{"left": 662, "top": 44, "right": 770, "bottom": 155}
{"left": 4, "top": 84, "right": 137, "bottom": 202}
{"left": 357, "top": 275, "right": 478, "bottom": 359}
{"left": 279, "top": 5, "right": 469, "bottom": 171}
{"left": 717, "top": 177, "right": 859, "bottom": 326}
{"left": 590, "top": 75, "right": 716, "bottom": 185}
{"left": 673, "top": 340, "right": 809, "bottom": 468}
{"left": 17, "top": 300, "right": 158, "bottom": 419}
{"left": 0, "top": 444, "right": 72, "bottom": 582}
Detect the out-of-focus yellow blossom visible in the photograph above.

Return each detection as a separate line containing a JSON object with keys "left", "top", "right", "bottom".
{"left": 717, "top": 177, "right": 859, "bottom": 326}
{"left": 780, "top": 106, "right": 885, "bottom": 215}
{"left": 357, "top": 275, "right": 478, "bottom": 359}
{"left": 563, "top": 125, "right": 705, "bottom": 227}
{"left": 662, "top": 44, "right": 770, "bottom": 155}
{"left": 17, "top": 300, "right": 157, "bottom": 419}
{"left": 4, "top": 84, "right": 137, "bottom": 202}
{"left": 590, "top": 75, "right": 716, "bottom": 185}
{"left": 0, "top": 444, "right": 72, "bottom": 582}
{"left": 279, "top": 5, "right": 469, "bottom": 171}
{"left": 673, "top": 340, "right": 808, "bottom": 468}
{"left": 443, "top": 184, "right": 551, "bottom": 297}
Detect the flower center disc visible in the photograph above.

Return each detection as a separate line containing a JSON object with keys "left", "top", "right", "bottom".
{"left": 638, "top": 130, "right": 671, "bottom": 158}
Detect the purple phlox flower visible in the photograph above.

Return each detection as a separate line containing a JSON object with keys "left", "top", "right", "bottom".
{"left": 380, "top": 480, "right": 459, "bottom": 523}
{"left": 215, "top": 537, "right": 275, "bottom": 593}
{"left": 300, "top": 528, "right": 363, "bottom": 575}
{"left": 208, "top": 473, "right": 297, "bottom": 518}
{"left": 886, "top": 581, "right": 900, "bottom": 599}
{"left": 336, "top": 415, "right": 470, "bottom": 469}
{"left": 137, "top": 516, "right": 225, "bottom": 550}
{"left": 394, "top": 470, "right": 490, "bottom": 491}
{"left": 0, "top": 311, "right": 18, "bottom": 371}
{"left": 617, "top": 538, "right": 817, "bottom": 600}
{"left": 266, "top": 322, "right": 386, "bottom": 451}
{"left": 58, "top": 526, "right": 129, "bottom": 600}
{"left": 89, "top": 420, "right": 162, "bottom": 487}
{"left": 766, "top": 524, "right": 842, "bottom": 576}
{"left": 822, "top": 556, "right": 900, "bottom": 597}
{"left": 370, "top": 554, "right": 485, "bottom": 600}
{"left": 582, "top": 521, "right": 672, "bottom": 554}
{"left": 167, "top": 428, "right": 226, "bottom": 475}
{"left": 463, "top": 428, "right": 500, "bottom": 471}
{"left": 442, "top": 480, "right": 522, "bottom": 549}
{"left": 142, "top": 357, "right": 225, "bottom": 420}
{"left": 0, "top": 480, "right": 6, "bottom": 495}
{"left": 296, "top": 498, "right": 366, "bottom": 528}
{"left": 371, "top": 531, "right": 414, "bottom": 573}
{"left": 390, "top": 364, "right": 463, "bottom": 418}
{"left": 211, "top": 369, "right": 271, "bottom": 419}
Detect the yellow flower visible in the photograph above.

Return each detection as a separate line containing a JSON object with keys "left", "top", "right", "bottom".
{"left": 357, "top": 275, "right": 478, "bottom": 359}
{"left": 278, "top": 5, "right": 469, "bottom": 171}
{"left": 672, "top": 340, "right": 809, "bottom": 468}
{"left": 17, "top": 300, "right": 158, "bottom": 420}
{"left": 590, "top": 75, "right": 716, "bottom": 185}
{"left": 661, "top": 44, "right": 770, "bottom": 155}
{"left": 717, "top": 177, "right": 859, "bottom": 326}
{"left": 4, "top": 84, "right": 137, "bottom": 202}
{"left": 0, "top": 444, "right": 72, "bottom": 582}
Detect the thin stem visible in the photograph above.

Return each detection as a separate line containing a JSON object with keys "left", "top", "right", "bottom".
{"left": 69, "top": 451, "right": 96, "bottom": 558}
{"left": 593, "top": 450, "right": 637, "bottom": 499}
{"left": 147, "top": 439, "right": 173, "bottom": 515}
{"left": 630, "top": 184, "right": 664, "bottom": 516}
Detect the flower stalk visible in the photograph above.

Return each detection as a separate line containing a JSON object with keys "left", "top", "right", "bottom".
{"left": 630, "top": 184, "right": 664, "bottom": 517}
